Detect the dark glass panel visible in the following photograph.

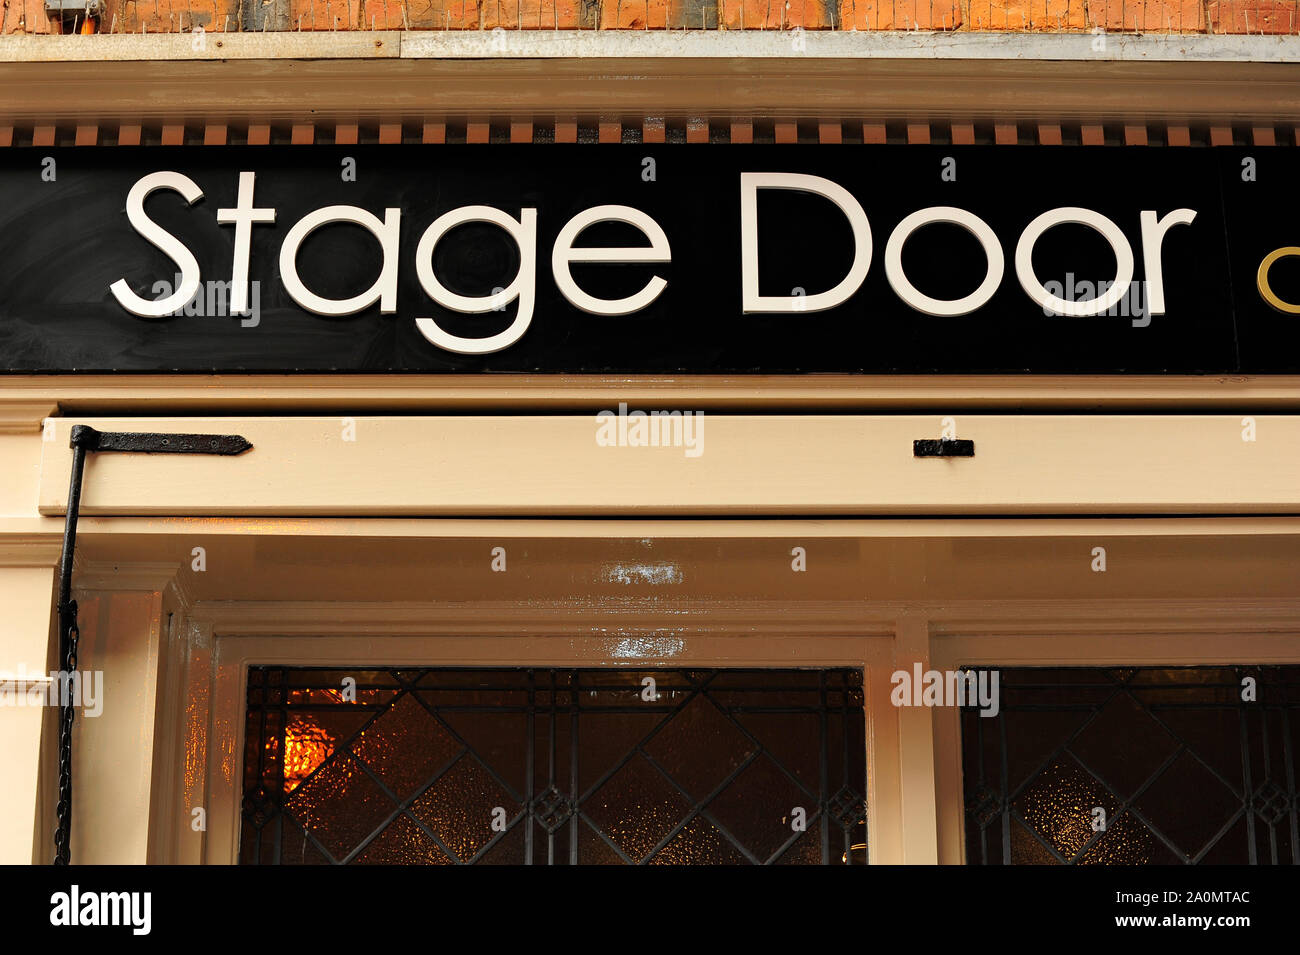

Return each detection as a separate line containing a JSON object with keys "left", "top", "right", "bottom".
{"left": 351, "top": 693, "right": 461, "bottom": 797}
{"left": 584, "top": 756, "right": 691, "bottom": 862}
{"left": 708, "top": 755, "right": 808, "bottom": 863}
{"left": 409, "top": 755, "right": 520, "bottom": 862}
{"left": 242, "top": 665, "right": 867, "bottom": 865}
{"left": 963, "top": 665, "right": 1300, "bottom": 866}
{"left": 643, "top": 693, "right": 755, "bottom": 800}
{"left": 649, "top": 815, "right": 747, "bottom": 865}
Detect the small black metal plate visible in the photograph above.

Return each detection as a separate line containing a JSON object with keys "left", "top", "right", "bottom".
{"left": 913, "top": 438, "right": 975, "bottom": 458}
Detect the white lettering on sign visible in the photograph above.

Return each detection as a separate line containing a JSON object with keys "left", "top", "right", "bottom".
{"left": 884, "top": 206, "right": 1004, "bottom": 317}
{"left": 107, "top": 169, "right": 1199, "bottom": 356}
{"left": 109, "top": 171, "right": 205, "bottom": 318}
{"left": 414, "top": 205, "right": 538, "bottom": 355}
{"left": 740, "top": 171, "right": 873, "bottom": 314}
{"left": 551, "top": 204, "right": 672, "bottom": 316}
{"left": 280, "top": 204, "right": 401, "bottom": 316}
{"left": 215, "top": 171, "right": 276, "bottom": 317}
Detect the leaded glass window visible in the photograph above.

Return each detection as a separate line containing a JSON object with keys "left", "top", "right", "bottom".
{"left": 241, "top": 667, "right": 867, "bottom": 865}
{"left": 962, "top": 666, "right": 1300, "bottom": 864}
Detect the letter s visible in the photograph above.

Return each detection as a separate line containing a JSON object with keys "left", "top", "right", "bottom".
{"left": 110, "top": 171, "right": 204, "bottom": 318}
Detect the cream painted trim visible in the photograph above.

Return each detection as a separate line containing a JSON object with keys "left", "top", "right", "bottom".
{"left": 185, "top": 597, "right": 1300, "bottom": 633}
{"left": 0, "top": 401, "right": 57, "bottom": 435}
{"left": 9, "top": 376, "right": 1300, "bottom": 414}
{"left": 0, "top": 535, "right": 61, "bottom": 568}
{"left": 923, "top": 598, "right": 1300, "bottom": 632}
{"left": 73, "top": 559, "right": 182, "bottom": 593}
{"left": 36, "top": 415, "right": 1300, "bottom": 517}
{"left": 187, "top": 599, "right": 895, "bottom": 634}
{"left": 14, "top": 515, "right": 1300, "bottom": 541}
{"left": 930, "top": 625, "right": 1300, "bottom": 865}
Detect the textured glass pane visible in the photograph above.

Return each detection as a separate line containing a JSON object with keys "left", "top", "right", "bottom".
{"left": 963, "top": 665, "right": 1300, "bottom": 865}
{"left": 708, "top": 755, "right": 807, "bottom": 863}
{"left": 409, "top": 755, "right": 519, "bottom": 862}
{"left": 242, "top": 665, "right": 867, "bottom": 865}
{"left": 585, "top": 756, "right": 690, "bottom": 862}
{"left": 649, "top": 816, "right": 747, "bottom": 865}
{"left": 577, "top": 820, "right": 628, "bottom": 865}
{"left": 436, "top": 710, "right": 528, "bottom": 798}
{"left": 644, "top": 693, "right": 755, "bottom": 800}
{"left": 776, "top": 830, "right": 824, "bottom": 865}
{"left": 1013, "top": 757, "right": 1122, "bottom": 863}
{"left": 576, "top": 711, "right": 661, "bottom": 796}
{"left": 283, "top": 755, "right": 396, "bottom": 861}
{"left": 1069, "top": 694, "right": 1179, "bottom": 797}
{"left": 1134, "top": 752, "right": 1242, "bottom": 860}
{"left": 478, "top": 817, "right": 528, "bottom": 865}
{"left": 354, "top": 814, "right": 450, "bottom": 865}
{"left": 352, "top": 693, "right": 461, "bottom": 797}
{"left": 735, "top": 711, "right": 821, "bottom": 793}
{"left": 283, "top": 710, "right": 372, "bottom": 793}
{"left": 1076, "top": 811, "right": 1163, "bottom": 865}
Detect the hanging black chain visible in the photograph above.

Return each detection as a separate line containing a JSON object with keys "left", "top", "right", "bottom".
{"left": 52, "top": 605, "right": 79, "bottom": 866}
{"left": 51, "top": 424, "right": 252, "bottom": 865}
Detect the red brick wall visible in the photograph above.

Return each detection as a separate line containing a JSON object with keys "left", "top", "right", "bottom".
{"left": 3, "top": 0, "right": 1296, "bottom": 34}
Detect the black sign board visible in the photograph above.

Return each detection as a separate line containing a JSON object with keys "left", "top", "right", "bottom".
{"left": 1, "top": 145, "right": 1297, "bottom": 374}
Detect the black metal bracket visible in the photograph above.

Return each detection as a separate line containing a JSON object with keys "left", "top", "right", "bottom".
{"left": 70, "top": 426, "right": 253, "bottom": 456}
{"left": 913, "top": 438, "right": 975, "bottom": 458}
{"left": 53, "top": 425, "right": 252, "bottom": 865}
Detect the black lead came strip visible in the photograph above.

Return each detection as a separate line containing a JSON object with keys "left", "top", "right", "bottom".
{"left": 913, "top": 438, "right": 975, "bottom": 457}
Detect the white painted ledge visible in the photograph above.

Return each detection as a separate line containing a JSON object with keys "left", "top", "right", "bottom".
{"left": 1, "top": 30, "right": 1299, "bottom": 64}
{"left": 399, "top": 30, "right": 1300, "bottom": 63}
{"left": 0, "top": 32, "right": 397, "bottom": 61}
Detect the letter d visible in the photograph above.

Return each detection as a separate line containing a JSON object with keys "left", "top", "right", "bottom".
{"left": 740, "top": 172, "right": 872, "bottom": 314}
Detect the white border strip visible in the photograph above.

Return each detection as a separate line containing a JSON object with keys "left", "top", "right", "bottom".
{"left": 1, "top": 30, "right": 1299, "bottom": 64}
{"left": 401, "top": 30, "right": 1300, "bottom": 63}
